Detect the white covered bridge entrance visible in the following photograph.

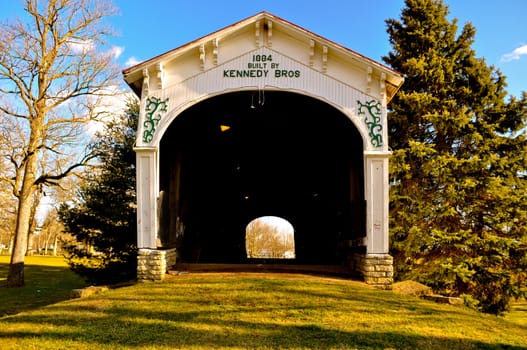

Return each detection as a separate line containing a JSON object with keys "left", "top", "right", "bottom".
{"left": 122, "top": 12, "right": 403, "bottom": 288}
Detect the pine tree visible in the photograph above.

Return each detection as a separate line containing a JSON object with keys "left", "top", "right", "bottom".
{"left": 59, "top": 99, "right": 138, "bottom": 285}
{"left": 384, "top": 0, "right": 527, "bottom": 314}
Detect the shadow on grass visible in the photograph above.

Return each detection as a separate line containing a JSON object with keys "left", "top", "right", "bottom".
{"left": 0, "top": 260, "right": 87, "bottom": 317}
{"left": 1, "top": 303, "right": 524, "bottom": 350}
{"left": 1, "top": 271, "right": 526, "bottom": 349}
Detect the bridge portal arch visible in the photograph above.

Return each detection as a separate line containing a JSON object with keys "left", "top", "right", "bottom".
{"left": 158, "top": 90, "right": 364, "bottom": 265}
{"left": 124, "top": 12, "right": 403, "bottom": 288}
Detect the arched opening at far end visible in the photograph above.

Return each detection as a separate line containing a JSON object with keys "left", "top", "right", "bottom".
{"left": 245, "top": 216, "right": 295, "bottom": 259}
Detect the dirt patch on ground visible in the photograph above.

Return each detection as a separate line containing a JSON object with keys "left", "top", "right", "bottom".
{"left": 167, "top": 269, "right": 370, "bottom": 287}
{"left": 392, "top": 280, "right": 432, "bottom": 297}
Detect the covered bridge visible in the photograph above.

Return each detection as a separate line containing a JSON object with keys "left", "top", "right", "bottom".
{"left": 122, "top": 11, "right": 403, "bottom": 288}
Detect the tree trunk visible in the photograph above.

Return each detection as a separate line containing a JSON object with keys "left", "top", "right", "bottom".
{"left": 26, "top": 231, "right": 34, "bottom": 256}
{"left": 27, "top": 194, "right": 41, "bottom": 255}
{"left": 53, "top": 234, "right": 58, "bottom": 256}
{"left": 7, "top": 183, "right": 35, "bottom": 286}
{"left": 44, "top": 229, "right": 52, "bottom": 255}
{"left": 7, "top": 195, "right": 32, "bottom": 287}
{"left": 8, "top": 235, "right": 13, "bottom": 254}
{"left": 7, "top": 118, "right": 41, "bottom": 287}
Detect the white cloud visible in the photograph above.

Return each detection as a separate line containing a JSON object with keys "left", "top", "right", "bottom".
{"left": 67, "top": 39, "right": 95, "bottom": 53}
{"left": 124, "top": 56, "right": 142, "bottom": 68}
{"left": 68, "top": 41, "right": 124, "bottom": 60}
{"left": 501, "top": 44, "right": 527, "bottom": 62}
{"left": 109, "top": 45, "right": 125, "bottom": 59}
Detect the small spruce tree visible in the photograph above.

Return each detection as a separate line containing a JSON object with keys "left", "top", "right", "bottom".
{"left": 384, "top": 0, "right": 527, "bottom": 314}
{"left": 59, "top": 99, "right": 139, "bottom": 285}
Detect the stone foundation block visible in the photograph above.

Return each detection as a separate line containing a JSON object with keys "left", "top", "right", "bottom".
{"left": 353, "top": 253, "right": 394, "bottom": 290}
{"left": 137, "top": 248, "right": 177, "bottom": 282}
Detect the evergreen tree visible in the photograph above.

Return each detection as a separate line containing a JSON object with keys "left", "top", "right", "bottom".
{"left": 384, "top": 0, "right": 527, "bottom": 314}
{"left": 59, "top": 99, "right": 138, "bottom": 285}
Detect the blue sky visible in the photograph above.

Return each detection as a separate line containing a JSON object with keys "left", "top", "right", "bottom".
{"left": 1, "top": 0, "right": 526, "bottom": 98}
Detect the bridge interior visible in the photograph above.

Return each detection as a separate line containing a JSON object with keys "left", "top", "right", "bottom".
{"left": 159, "top": 91, "right": 365, "bottom": 266}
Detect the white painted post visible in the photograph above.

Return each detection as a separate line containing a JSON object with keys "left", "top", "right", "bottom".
{"left": 364, "top": 151, "right": 390, "bottom": 254}
{"left": 135, "top": 147, "right": 158, "bottom": 249}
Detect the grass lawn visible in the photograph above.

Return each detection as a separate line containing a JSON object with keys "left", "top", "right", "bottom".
{"left": 506, "top": 300, "right": 527, "bottom": 327}
{"left": 0, "top": 255, "right": 87, "bottom": 316}
{"left": 1, "top": 257, "right": 526, "bottom": 349}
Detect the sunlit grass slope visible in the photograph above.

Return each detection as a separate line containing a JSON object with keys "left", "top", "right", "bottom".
{"left": 0, "top": 266, "right": 526, "bottom": 349}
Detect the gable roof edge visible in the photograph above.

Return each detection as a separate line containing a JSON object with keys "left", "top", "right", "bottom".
{"left": 122, "top": 11, "right": 404, "bottom": 101}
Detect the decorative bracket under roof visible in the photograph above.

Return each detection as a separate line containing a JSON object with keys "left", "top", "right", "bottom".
{"left": 366, "top": 66, "right": 373, "bottom": 94}
{"left": 255, "top": 20, "right": 260, "bottom": 47}
{"left": 380, "top": 72, "right": 386, "bottom": 101}
{"left": 322, "top": 45, "right": 328, "bottom": 73}
{"left": 199, "top": 44, "right": 206, "bottom": 71}
{"left": 154, "top": 63, "right": 165, "bottom": 89}
{"left": 212, "top": 38, "right": 219, "bottom": 65}
{"left": 309, "top": 39, "right": 315, "bottom": 66}
{"left": 141, "top": 68, "right": 149, "bottom": 96}
{"left": 266, "top": 20, "right": 273, "bottom": 47}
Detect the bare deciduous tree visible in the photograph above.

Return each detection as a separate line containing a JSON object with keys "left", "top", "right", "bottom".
{"left": 31, "top": 208, "right": 68, "bottom": 255}
{"left": 246, "top": 219, "right": 295, "bottom": 259}
{"left": 0, "top": 0, "right": 120, "bottom": 287}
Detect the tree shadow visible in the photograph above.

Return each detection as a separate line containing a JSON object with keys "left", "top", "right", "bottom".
{"left": 1, "top": 303, "right": 524, "bottom": 349}
{"left": 0, "top": 261, "right": 87, "bottom": 317}
{"left": 1, "top": 271, "right": 525, "bottom": 348}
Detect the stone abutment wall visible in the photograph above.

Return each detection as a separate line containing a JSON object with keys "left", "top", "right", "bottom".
{"left": 137, "top": 248, "right": 177, "bottom": 281}
{"left": 137, "top": 249, "right": 393, "bottom": 289}
{"left": 352, "top": 253, "right": 393, "bottom": 290}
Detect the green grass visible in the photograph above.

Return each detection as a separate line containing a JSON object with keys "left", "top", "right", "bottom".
{"left": 506, "top": 300, "right": 527, "bottom": 327}
{"left": 1, "top": 257, "right": 526, "bottom": 349}
{"left": 0, "top": 255, "right": 87, "bottom": 316}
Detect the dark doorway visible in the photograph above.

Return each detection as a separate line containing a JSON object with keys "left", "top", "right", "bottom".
{"left": 159, "top": 91, "right": 364, "bottom": 265}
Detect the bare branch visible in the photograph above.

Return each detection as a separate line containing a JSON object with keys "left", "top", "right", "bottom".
{"left": 34, "top": 150, "right": 98, "bottom": 187}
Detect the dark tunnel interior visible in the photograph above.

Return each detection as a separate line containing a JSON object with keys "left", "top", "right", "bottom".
{"left": 159, "top": 91, "right": 365, "bottom": 265}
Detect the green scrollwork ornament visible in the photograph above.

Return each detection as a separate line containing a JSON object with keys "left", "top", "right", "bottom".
{"left": 143, "top": 96, "right": 169, "bottom": 143}
{"left": 357, "top": 100, "right": 383, "bottom": 147}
